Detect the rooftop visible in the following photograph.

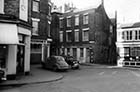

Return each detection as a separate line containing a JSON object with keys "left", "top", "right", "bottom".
{"left": 120, "top": 22, "right": 140, "bottom": 29}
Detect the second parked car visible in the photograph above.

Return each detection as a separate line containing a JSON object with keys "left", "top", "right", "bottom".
{"left": 63, "top": 56, "right": 80, "bottom": 69}
{"left": 41, "top": 56, "right": 69, "bottom": 71}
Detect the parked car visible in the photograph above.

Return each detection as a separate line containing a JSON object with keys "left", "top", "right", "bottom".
{"left": 63, "top": 56, "right": 80, "bottom": 69}
{"left": 41, "top": 56, "right": 69, "bottom": 71}
{"left": 0, "top": 69, "right": 6, "bottom": 82}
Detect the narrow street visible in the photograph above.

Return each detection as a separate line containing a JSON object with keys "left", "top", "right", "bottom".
{"left": 1, "top": 65, "right": 140, "bottom": 92}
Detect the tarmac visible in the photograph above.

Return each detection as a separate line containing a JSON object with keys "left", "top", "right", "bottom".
{"left": 0, "top": 65, "right": 64, "bottom": 87}
{"left": 0, "top": 63, "right": 140, "bottom": 87}
{"left": 80, "top": 62, "right": 140, "bottom": 70}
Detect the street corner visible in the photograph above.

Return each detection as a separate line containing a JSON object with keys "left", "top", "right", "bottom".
{"left": 0, "top": 70, "right": 64, "bottom": 87}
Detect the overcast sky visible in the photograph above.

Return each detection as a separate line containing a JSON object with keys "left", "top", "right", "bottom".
{"left": 51, "top": 0, "right": 140, "bottom": 24}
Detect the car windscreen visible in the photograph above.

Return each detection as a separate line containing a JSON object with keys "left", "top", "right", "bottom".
{"left": 55, "top": 56, "right": 67, "bottom": 65}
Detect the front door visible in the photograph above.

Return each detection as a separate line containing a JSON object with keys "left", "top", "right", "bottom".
{"left": 17, "top": 45, "right": 25, "bottom": 75}
{"left": 86, "top": 48, "right": 90, "bottom": 63}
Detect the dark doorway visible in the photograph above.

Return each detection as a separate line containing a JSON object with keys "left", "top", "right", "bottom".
{"left": 16, "top": 45, "right": 25, "bottom": 75}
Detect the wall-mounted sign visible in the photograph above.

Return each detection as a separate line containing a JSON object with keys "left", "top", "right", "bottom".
{"left": 19, "top": 0, "right": 28, "bottom": 21}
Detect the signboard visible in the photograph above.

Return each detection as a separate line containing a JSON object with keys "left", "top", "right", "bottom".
{"left": 19, "top": 0, "right": 28, "bottom": 21}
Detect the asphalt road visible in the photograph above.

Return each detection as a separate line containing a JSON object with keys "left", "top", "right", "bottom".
{"left": 1, "top": 65, "right": 140, "bottom": 92}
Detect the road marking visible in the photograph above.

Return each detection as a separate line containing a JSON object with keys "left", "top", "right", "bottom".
{"left": 112, "top": 71, "right": 117, "bottom": 75}
{"left": 129, "top": 70, "right": 140, "bottom": 77}
{"left": 99, "top": 72, "right": 104, "bottom": 75}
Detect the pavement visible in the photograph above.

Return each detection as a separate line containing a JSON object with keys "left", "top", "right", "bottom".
{"left": 80, "top": 62, "right": 140, "bottom": 70}
{"left": 0, "top": 65, "right": 64, "bottom": 87}
{"left": 1, "top": 63, "right": 140, "bottom": 87}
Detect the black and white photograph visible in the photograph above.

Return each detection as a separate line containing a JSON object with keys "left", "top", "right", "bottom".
{"left": 0, "top": 0, "right": 140, "bottom": 92}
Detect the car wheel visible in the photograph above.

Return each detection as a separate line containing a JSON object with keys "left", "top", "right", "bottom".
{"left": 53, "top": 66, "right": 58, "bottom": 72}
{"left": 75, "top": 66, "right": 79, "bottom": 69}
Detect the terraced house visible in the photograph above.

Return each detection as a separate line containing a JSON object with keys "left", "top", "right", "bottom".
{"left": 30, "top": 0, "right": 52, "bottom": 64}
{"left": 0, "top": 0, "right": 31, "bottom": 79}
{"left": 0, "top": 0, "right": 52, "bottom": 80}
{"left": 51, "top": 2, "right": 117, "bottom": 64}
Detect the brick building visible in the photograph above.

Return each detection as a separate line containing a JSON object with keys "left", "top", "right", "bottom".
{"left": 30, "top": 0, "right": 52, "bottom": 64}
{"left": 0, "top": 0, "right": 31, "bottom": 79}
{"left": 51, "top": 3, "right": 117, "bottom": 64}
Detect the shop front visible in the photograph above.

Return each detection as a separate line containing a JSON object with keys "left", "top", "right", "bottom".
{"left": 0, "top": 22, "right": 31, "bottom": 79}
{"left": 31, "top": 38, "right": 52, "bottom": 64}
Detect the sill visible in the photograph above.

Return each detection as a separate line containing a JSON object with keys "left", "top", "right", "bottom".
{"left": 32, "top": 34, "right": 39, "bottom": 36}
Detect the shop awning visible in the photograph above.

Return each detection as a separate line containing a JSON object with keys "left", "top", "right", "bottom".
{"left": 0, "top": 23, "right": 19, "bottom": 44}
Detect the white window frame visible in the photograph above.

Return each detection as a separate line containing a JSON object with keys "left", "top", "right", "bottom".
{"left": 59, "top": 18, "right": 63, "bottom": 28}
{"left": 83, "top": 13, "right": 89, "bottom": 25}
{"left": 82, "top": 28, "right": 89, "bottom": 41}
{"left": 66, "top": 30, "right": 72, "bottom": 42}
{"left": 74, "top": 29, "right": 79, "bottom": 42}
{"left": 48, "top": 21, "right": 51, "bottom": 36}
{"left": 67, "top": 16, "right": 71, "bottom": 27}
{"left": 32, "top": 0, "right": 39, "bottom": 12}
{"left": 48, "top": 5, "right": 51, "bottom": 16}
{"left": 32, "top": 18, "right": 40, "bottom": 36}
{"left": 0, "top": 0, "right": 4, "bottom": 14}
{"left": 59, "top": 31, "right": 63, "bottom": 42}
{"left": 75, "top": 15, "right": 79, "bottom": 26}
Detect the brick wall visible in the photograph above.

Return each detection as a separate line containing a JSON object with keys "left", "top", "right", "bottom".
{"left": 4, "top": 0, "right": 19, "bottom": 18}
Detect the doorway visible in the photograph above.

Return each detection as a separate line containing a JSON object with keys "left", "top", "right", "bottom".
{"left": 16, "top": 45, "right": 25, "bottom": 75}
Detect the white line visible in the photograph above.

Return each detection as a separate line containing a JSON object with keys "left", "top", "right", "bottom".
{"left": 112, "top": 71, "right": 117, "bottom": 75}
{"left": 130, "top": 70, "right": 140, "bottom": 77}
{"left": 99, "top": 72, "right": 104, "bottom": 75}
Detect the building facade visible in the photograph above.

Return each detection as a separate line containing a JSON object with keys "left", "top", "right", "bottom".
{"left": 0, "top": 0, "right": 31, "bottom": 79}
{"left": 30, "top": 0, "right": 52, "bottom": 64}
{"left": 116, "top": 22, "right": 140, "bottom": 67}
{"left": 51, "top": 3, "right": 117, "bottom": 64}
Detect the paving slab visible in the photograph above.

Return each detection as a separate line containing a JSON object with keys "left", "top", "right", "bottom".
{"left": 0, "top": 65, "right": 63, "bottom": 86}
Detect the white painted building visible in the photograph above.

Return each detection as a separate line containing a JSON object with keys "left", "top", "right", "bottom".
{"left": 0, "top": 0, "right": 31, "bottom": 79}
{"left": 0, "top": 21, "right": 31, "bottom": 79}
{"left": 116, "top": 22, "right": 140, "bottom": 67}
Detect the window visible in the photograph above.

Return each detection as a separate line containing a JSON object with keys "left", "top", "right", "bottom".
{"left": 73, "top": 48, "right": 77, "bottom": 59}
{"left": 110, "top": 25, "right": 113, "bottom": 33}
{"left": 126, "top": 31, "right": 129, "bottom": 40}
{"left": 82, "top": 28, "right": 89, "bottom": 41}
{"left": 130, "top": 31, "right": 132, "bottom": 40}
{"left": 33, "top": 1, "right": 39, "bottom": 12}
{"left": 83, "top": 14, "right": 89, "bottom": 24}
{"left": 31, "top": 43, "right": 42, "bottom": 53}
{"left": 135, "top": 30, "right": 140, "bottom": 40}
{"left": 139, "top": 31, "right": 140, "bottom": 40}
{"left": 59, "top": 31, "right": 63, "bottom": 42}
{"left": 32, "top": 18, "right": 40, "bottom": 35}
{"left": 75, "top": 15, "right": 79, "bottom": 25}
{"left": 124, "top": 31, "right": 132, "bottom": 41}
{"left": 0, "top": 0, "right": 4, "bottom": 14}
{"left": 67, "top": 17, "right": 71, "bottom": 27}
{"left": 48, "top": 21, "right": 51, "bottom": 37}
{"left": 130, "top": 47, "right": 140, "bottom": 57}
{"left": 59, "top": 18, "right": 63, "bottom": 28}
{"left": 67, "top": 48, "right": 70, "bottom": 55}
{"left": 74, "top": 29, "right": 79, "bottom": 42}
{"left": 48, "top": 5, "right": 51, "bottom": 16}
{"left": 66, "top": 30, "right": 72, "bottom": 42}
{"left": 122, "top": 31, "right": 125, "bottom": 40}
{"left": 0, "top": 45, "right": 7, "bottom": 68}
{"left": 124, "top": 47, "right": 130, "bottom": 56}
